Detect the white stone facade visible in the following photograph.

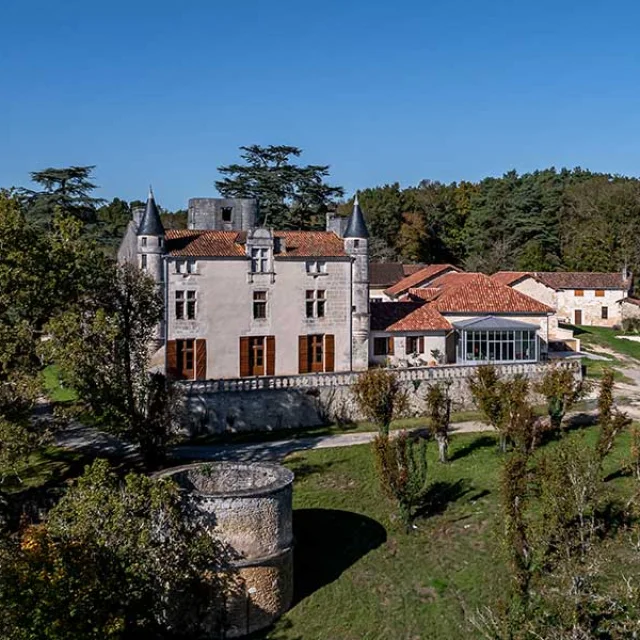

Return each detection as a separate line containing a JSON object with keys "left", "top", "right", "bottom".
{"left": 512, "top": 276, "right": 627, "bottom": 327}
{"left": 166, "top": 254, "right": 356, "bottom": 378}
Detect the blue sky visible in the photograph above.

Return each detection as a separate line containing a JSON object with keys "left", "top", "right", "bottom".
{"left": 2, "top": 0, "right": 640, "bottom": 210}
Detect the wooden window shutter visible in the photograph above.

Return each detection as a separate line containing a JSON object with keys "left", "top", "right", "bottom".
{"left": 266, "top": 336, "right": 275, "bottom": 376}
{"left": 325, "top": 334, "right": 335, "bottom": 372}
{"left": 166, "top": 340, "right": 178, "bottom": 378}
{"left": 195, "top": 339, "right": 207, "bottom": 380}
{"left": 419, "top": 337, "right": 424, "bottom": 353}
{"left": 387, "top": 337, "right": 395, "bottom": 355}
{"left": 239, "top": 337, "right": 251, "bottom": 377}
{"left": 298, "top": 336, "right": 309, "bottom": 374}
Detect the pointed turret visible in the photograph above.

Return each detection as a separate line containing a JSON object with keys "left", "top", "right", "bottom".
{"left": 137, "top": 187, "right": 165, "bottom": 236}
{"left": 344, "top": 193, "right": 369, "bottom": 371}
{"left": 344, "top": 193, "right": 369, "bottom": 238}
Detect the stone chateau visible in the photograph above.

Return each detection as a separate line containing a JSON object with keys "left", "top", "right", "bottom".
{"left": 120, "top": 190, "right": 633, "bottom": 382}
{"left": 119, "top": 191, "right": 370, "bottom": 379}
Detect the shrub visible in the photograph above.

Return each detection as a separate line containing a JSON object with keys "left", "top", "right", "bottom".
{"left": 372, "top": 431, "right": 429, "bottom": 526}
{"left": 535, "top": 364, "right": 584, "bottom": 432}
{"left": 353, "top": 368, "right": 408, "bottom": 436}
{"left": 425, "top": 382, "right": 452, "bottom": 463}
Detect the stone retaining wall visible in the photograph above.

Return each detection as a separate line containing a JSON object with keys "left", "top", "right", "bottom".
{"left": 181, "top": 360, "right": 581, "bottom": 436}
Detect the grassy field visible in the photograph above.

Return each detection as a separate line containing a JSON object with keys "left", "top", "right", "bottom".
{"left": 576, "top": 325, "right": 640, "bottom": 361}
{"left": 257, "top": 427, "right": 640, "bottom": 640}
{"left": 41, "top": 365, "right": 77, "bottom": 403}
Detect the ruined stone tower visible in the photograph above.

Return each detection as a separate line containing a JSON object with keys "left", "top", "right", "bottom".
{"left": 343, "top": 194, "right": 370, "bottom": 370}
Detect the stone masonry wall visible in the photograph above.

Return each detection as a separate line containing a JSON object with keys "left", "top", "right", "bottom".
{"left": 182, "top": 360, "right": 581, "bottom": 436}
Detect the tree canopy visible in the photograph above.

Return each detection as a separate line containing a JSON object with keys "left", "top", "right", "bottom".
{"left": 216, "top": 145, "right": 344, "bottom": 229}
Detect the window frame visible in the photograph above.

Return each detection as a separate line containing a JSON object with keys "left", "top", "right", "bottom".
{"left": 141, "top": 236, "right": 147, "bottom": 247}
{"left": 253, "top": 290, "right": 267, "bottom": 319}
{"left": 176, "top": 339, "right": 195, "bottom": 378}
{"left": 141, "top": 254, "right": 147, "bottom": 271}
{"left": 175, "top": 290, "right": 185, "bottom": 319}
{"left": 601, "top": 306, "right": 609, "bottom": 320}
{"left": 574, "top": 289, "right": 584, "bottom": 297}
{"left": 175, "top": 259, "right": 196, "bottom": 275}
{"left": 186, "top": 290, "right": 196, "bottom": 320}
{"left": 373, "top": 337, "right": 389, "bottom": 356}
{"left": 306, "top": 289, "right": 326, "bottom": 318}
{"left": 250, "top": 248, "right": 268, "bottom": 273}
{"left": 221, "top": 206, "right": 233, "bottom": 223}
{"left": 595, "top": 289, "right": 605, "bottom": 297}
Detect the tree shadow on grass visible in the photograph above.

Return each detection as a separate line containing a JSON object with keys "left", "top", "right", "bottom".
{"left": 449, "top": 435, "right": 496, "bottom": 461}
{"left": 414, "top": 479, "right": 474, "bottom": 519}
{"left": 291, "top": 508, "right": 387, "bottom": 605}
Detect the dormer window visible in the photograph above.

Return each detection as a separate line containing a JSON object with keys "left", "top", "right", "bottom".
{"left": 175, "top": 259, "right": 196, "bottom": 275}
{"left": 251, "top": 248, "right": 268, "bottom": 273}
{"left": 222, "top": 206, "right": 233, "bottom": 223}
{"left": 141, "top": 237, "right": 147, "bottom": 247}
{"left": 306, "top": 261, "right": 327, "bottom": 274}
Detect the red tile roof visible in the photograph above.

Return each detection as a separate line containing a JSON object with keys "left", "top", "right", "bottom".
{"left": 369, "top": 263, "right": 425, "bottom": 287}
{"left": 370, "top": 302, "right": 452, "bottom": 332}
{"left": 429, "top": 273, "right": 553, "bottom": 314}
{"left": 384, "top": 264, "right": 461, "bottom": 297}
{"left": 492, "top": 271, "right": 630, "bottom": 290}
{"left": 165, "top": 230, "right": 245, "bottom": 257}
{"left": 490, "top": 271, "right": 530, "bottom": 286}
{"left": 165, "top": 229, "right": 347, "bottom": 258}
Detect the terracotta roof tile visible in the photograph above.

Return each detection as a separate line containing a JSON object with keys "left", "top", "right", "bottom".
{"left": 369, "top": 263, "right": 424, "bottom": 287}
{"left": 165, "top": 229, "right": 346, "bottom": 258}
{"left": 491, "top": 271, "right": 531, "bottom": 286}
{"left": 384, "top": 263, "right": 460, "bottom": 297}
{"left": 533, "top": 271, "right": 629, "bottom": 290}
{"left": 492, "top": 270, "right": 630, "bottom": 290}
{"left": 371, "top": 301, "right": 451, "bottom": 332}
{"left": 429, "top": 273, "right": 553, "bottom": 314}
{"left": 165, "top": 230, "right": 245, "bottom": 257}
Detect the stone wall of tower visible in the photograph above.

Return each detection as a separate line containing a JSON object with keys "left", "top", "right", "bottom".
{"left": 344, "top": 237, "right": 370, "bottom": 370}
{"left": 188, "top": 198, "right": 257, "bottom": 231}
{"left": 137, "top": 233, "right": 165, "bottom": 346}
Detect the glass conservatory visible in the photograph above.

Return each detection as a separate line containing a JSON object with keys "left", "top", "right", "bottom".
{"left": 453, "top": 316, "right": 540, "bottom": 364}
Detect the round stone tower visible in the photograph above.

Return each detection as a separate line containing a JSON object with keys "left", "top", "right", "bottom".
{"left": 137, "top": 187, "right": 165, "bottom": 285}
{"left": 344, "top": 194, "right": 370, "bottom": 371}
{"left": 137, "top": 188, "right": 165, "bottom": 347}
{"left": 158, "top": 462, "right": 294, "bottom": 638}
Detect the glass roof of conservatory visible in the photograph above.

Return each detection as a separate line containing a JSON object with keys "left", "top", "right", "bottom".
{"left": 452, "top": 316, "right": 540, "bottom": 331}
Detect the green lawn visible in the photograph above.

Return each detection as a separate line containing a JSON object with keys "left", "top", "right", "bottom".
{"left": 576, "top": 325, "right": 640, "bottom": 361}
{"left": 582, "top": 356, "right": 632, "bottom": 383}
{"left": 259, "top": 427, "right": 639, "bottom": 640}
{"left": 1, "top": 446, "right": 86, "bottom": 494}
{"left": 41, "top": 365, "right": 77, "bottom": 403}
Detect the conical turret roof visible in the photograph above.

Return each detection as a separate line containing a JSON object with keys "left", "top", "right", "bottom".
{"left": 137, "top": 187, "right": 164, "bottom": 236}
{"left": 344, "top": 193, "right": 369, "bottom": 238}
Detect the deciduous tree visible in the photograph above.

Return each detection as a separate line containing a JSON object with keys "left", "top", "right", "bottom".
{"left": 352, "top": 368, "right": 408, "bottom": 437}
{"left": 41, "top": 264, "right": 177, "bottom": 469}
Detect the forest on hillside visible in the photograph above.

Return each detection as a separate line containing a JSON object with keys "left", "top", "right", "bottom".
{"left": 342, "top": 168, "right": 640, "bottom": 276}
{"left": 10, "top": 154, "right": 640, "bottom": 277}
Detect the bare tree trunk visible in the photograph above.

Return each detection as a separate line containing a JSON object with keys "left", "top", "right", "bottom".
{"left": 436, "top": 434, "right": 448, "bottom": 463}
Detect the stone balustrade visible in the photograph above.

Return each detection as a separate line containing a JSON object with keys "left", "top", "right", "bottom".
{"left": 182, "top": 359, "right": 580, "bottom": 395}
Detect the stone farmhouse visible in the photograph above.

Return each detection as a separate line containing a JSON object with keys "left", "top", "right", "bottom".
{"left": 491, "top": 271, "right": 632, "bottom": 328}
{"left": 372, "top": 271, "right": 554, "bottom": 367}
